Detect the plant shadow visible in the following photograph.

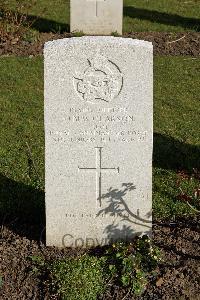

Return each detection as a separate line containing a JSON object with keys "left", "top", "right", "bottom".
{"left": 124, "top": 6, "right": 200, "bottom": 31}
{"left": 0, "top": 133, "right": 199, "bottom": 243}
{"left": 98, "top": 183, "right": 152, "bottom": 244}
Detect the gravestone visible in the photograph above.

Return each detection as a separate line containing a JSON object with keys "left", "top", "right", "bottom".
{"left": 44, "top": 36, "right": 153, "bottom": 248}
{"left": 70, "top": 0, "right": 123, "bottom": 35}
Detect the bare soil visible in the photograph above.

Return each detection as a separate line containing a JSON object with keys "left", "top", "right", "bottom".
{"left": 0, "top": 32, "right": 199, "bottom": 57}
{"left": 0, "top": 30, "right": 200, "bottom": 299}
{"left": 0, "top": 217, "right": 199, "bottom": 300}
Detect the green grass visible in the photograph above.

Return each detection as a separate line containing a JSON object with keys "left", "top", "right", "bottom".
{"left": 0, "top": 56, "right": 199, "bottom": 222}
{"left": 2, "top": 0, "right": 200, "bottom": 33}
{"left": 0, "top": 57, "right": 44, "bottom": 223}
{"left": 153, "top": 56, "right": 200, "bottom": 219}
{"left": 31, "top": 237, "right": 161, "bottom": 299}
{"left": 0, "top": 57, "right": 200, "bottom": 223}
{"left": 50, "top": 255, "right": 107, "bottom": 300}
{"left": 123, "top": 0, "right": 200, "bottom": 32}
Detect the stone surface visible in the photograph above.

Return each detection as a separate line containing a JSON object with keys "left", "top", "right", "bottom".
{"left": 70, "top": 0, "right": 123, "bottom": 35}
{"left": 44, "top": 36, "right": 153, "bottom": 248}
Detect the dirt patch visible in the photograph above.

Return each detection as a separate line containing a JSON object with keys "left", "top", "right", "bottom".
{"left": 0, "top": 217, "right": 199, "bottom": 300}
{"left": 144, "top": 219, "right": 200, "bottom": 300}
{"left": 126, "top": 32, "right": 200, "bottom": 57}
{"left": 0, "top": 32, "right": 199, "bottom": 57}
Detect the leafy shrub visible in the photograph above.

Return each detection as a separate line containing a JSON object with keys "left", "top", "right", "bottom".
{"left": 50, "top": 255, "right": 107, "bottom": 300}
{"left": 29, "top": 237, "right": 161, "bottom": 299}
{"left": 106, "top": 235, "right": 161, "bottom": 296}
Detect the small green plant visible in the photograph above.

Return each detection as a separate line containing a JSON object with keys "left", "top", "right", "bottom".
{"left": 28, "top": 255, "right": 45, "bottom": 265}
{"left": 22, "top": 30, "right": 39, "bottom": 43}
{"left": 106, "top": 236, "right": 161, "bottom": 296}
{"left": 72, "top": 30, "right": 85, "bottom": 37}
{"left": 111, "top": 31, "right": 120, "bottom": 37}
{"left": 50, "top": 254, "right": 107, "bottom": 300}
{"left": 28, "top": 255, "right": 45, "bottom": 275}
{"left": 0, "top": 275, "right": 3, "bottom": 288}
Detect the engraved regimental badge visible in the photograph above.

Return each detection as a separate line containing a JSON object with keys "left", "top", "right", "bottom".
{"left": 73, "top": 53, "right": 123, "bottom": 104}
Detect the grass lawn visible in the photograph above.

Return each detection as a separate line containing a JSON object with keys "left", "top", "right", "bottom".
{"left": 123, "top": 0, "right": 200, "bottom": 32}
{"left": 2, "top": 0, "right": 200, "bottom": 33}
{"left": 0, "top": 56, "right": 199, "bottom": 222}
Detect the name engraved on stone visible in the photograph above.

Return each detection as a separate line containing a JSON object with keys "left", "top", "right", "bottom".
{"left": 44, "top": 37, "right": 153, "bottom": 248}
{"left": 73, "top": 53, "right": 123, "bottom": 104}
{"left": 78, "top": 147, "right": 119, "bottom": 207}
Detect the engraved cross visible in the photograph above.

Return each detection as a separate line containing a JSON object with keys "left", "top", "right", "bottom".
{"left": 78, "top": 147, "right": 119, "bottom": 207}
{"left": 87, "top": 0, "right": 106, "bottom": 17}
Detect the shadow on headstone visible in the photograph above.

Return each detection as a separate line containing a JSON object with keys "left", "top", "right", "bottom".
{"left": 97, "top": 183, "right": 152, "bottom": 243}
{"left": 0, "top": 134, "right": 199, "bottom": 242}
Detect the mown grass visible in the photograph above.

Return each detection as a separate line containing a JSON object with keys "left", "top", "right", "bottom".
{"left": 2, "top": 0, "right": 200, "bottom": 33}
{"left": 0, "top": 56, "right": 199, "bottom": 222}
{"left": 0, "top": 57, "right": 44, "bottom": 223}
{"left": 153, "top": 56, "right": 200, "bottom": 219}
{"left": 123, "top": 0, "right": 200, "bottom": 32}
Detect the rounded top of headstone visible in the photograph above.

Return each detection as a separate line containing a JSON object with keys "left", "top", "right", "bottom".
{"left": 44, "top": 36, "right": 153, "bottom": 52}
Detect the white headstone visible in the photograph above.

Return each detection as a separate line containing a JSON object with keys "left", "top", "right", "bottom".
{"left": 44, "top": 37, "right": 153, "bottom": 248}
{"left": 70, "top": 0, "right": 123, "bottom": 35}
